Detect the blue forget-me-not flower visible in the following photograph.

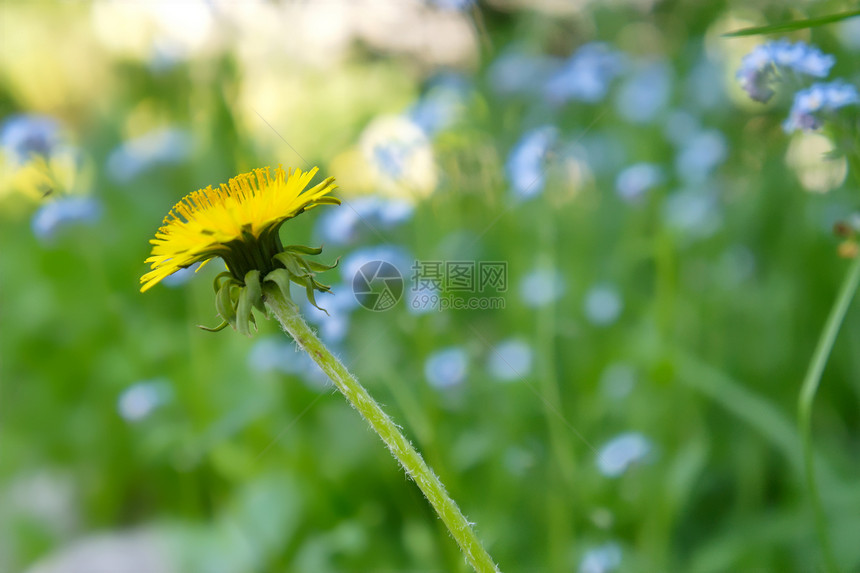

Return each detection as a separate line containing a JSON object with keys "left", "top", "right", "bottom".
{"left": 615, "top": 162, "right": 663, "bottom": 202}
{"left": 32, "top": 196, "right": 102, "bottom": 243}
{"left": 737, "top": 40, "right": 834, "bottom": 103}
{"left": 107, "top": 128, "right": 191, "bottom": 182}
{"left": 486, "top": 338, "right": 533, "bottom": 382}
{"left": 506, "top": 126, "right": 558, "bottom": 199}
{"left": 544, "top": 43, "right": 625, "bottom": 105}
{"left": 1, "top": 114, "right": 62, "bottom": 166}
{"left": 597, "top": 432, "right": 653, "bottom": 477}
{"left": 425, "top": 346, "right": 469, "bottom": 389}
{"left": 579, "top": 542, "right": 623, "bottom": 573}
{"left": 783, "top": 81, "right": 860, "bottom": 133}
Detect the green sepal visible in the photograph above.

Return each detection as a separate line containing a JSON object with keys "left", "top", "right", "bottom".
{"left": 234, "top": 270, "right": 264, "bottom": 337}
{"left": 208, "top": 272, "right": 265, "bottom": 336}
{"left": 198, "top": 320, "right": 230, "bottom": 332}
{"left": 205, "top": 242, "right": 341, "bottom": 335}
{"left": 305, "top": 281, "right": 327, "bottom": 315}
{"left": 283, "top": 244, "right": 324, "bottom": 256}
{"left": 269, "top": 246, "right": 340, "bottom": 314}
{"left": 235, "top": 287, "right": 253, "bottom": 336}
{"left": 305, "top": 256, "right": 340, "bottom": 273}
{"left": 213, "top": 271, "right": 233, "bottom": 293}
{"left": 215, "top": 280, "right": 238, "bottom": 329}
{"left": 244, "top": 270, "right": 264, "bottom": 312}
{"left": 205, "top": 242, "right": 340, "bottom": 336}
{"left": 273, "top": 252, "right": 310, "bottom": 280}
{"left": 273, "top": 251, "right": 338, "bottom": 281}
{"left": 263, "top": 268, "right": 294, "bottom": 302}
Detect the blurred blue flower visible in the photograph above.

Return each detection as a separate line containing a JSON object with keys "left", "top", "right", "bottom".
{"left": 576, "top": 132, "right": 627, "bottom": 176}
{"left": 544, "top": 43, "right": 625, "bottom": 105}
{"left": 599, "top": 363, "right": 636, "bottom": 400}
{"left": 32, "top": 196, "right": 102, "bottom": 243}
{"left": 315, "top": 197, "right": 414, "bottom": 246}
{"left": 615, "top": 162, "right": 663, "bottom": 202}
{"left": 614, "top": 60, "right": 672, "bottom": 123}
{"left": 506, "top": 125, "right": 558, "bottom": 199}
{"left": 425, "top": 346, "right": 469, "bottom": 389}
{"left": 340, "top": 244, "right": 413, "bottom": 286}
{"left": 783, "top": 81, "right": 860, "bottom": 133}
{"left": 117, "top": 378, "right": 171, "bottom": 423}
{"left": 375, "top": 198, "right": 415, "bottom": 225}
{"left": 303, "top": 283, "right": 358, "bottom": 344}
{"left": 107, "top": 128, "right": 191, "bottom": 182}
{"left": 579, "top": 542, "right": 622, "bottom": 573}
{"left": 769, "top": 41, "right": 834, "bottom": 76}
{"left": 426, "top": 0, "right": 474, "bottom": 10}
{"left": 486, "top": 338, "right": 533, "bottom": 382}
{"left": 597, "top": 432, "right": 652, "bottom": 477}
{"left": 249, "top": 337, "right": 304, "bottom": 375}
{"left": 161, "top": 261, "right": 204, "bottom": 288}
{"left": 736, "top": 40, "right": 834, "bottom": 103}
{"left": 736, "top": 49, "right": 776, "bottom": 103}
{"left": 503, "top": 446, "right": 535, "bottom": 476}
{"left": 150, "top": 43, "right": 186, "bottom": 73}
{"left": 687, "top": 57, "right": 726, "bottom": 110}
{"left": 663, "top": 189, "right": 722, "bottom": 239}
{"left": 1, "top": 114, "right": 61, "bottom": 165}
{"left": 674, "top": 129, "right": 726, "bottom": 183}
{"left": 519, "top": 268, "right": 565, "bottom": 308}
{"left": 838, "top": 18, "right": 860, "bottom": 51}
{"left": 663, "top": 110, "right": 700, "bottom": 146}
{"left": 409, "top": 73, "right": 471, "bottom": 135}
{"left": 374, "top": 144, "right": 409, "bottom": 178}
{"left": 363, "top": 119, "right": 427, "bottom": 179}
{"left": 720, "top": 245, "right": 756, "bottom": 286}
{"left": 487, "top": 51, "right": 558, "bottom": 97}
{"left": 316, "top": 205, "right": 363, "bottom": 246}
{"left": 360, "top": 115, "right": 437, "bottom": 197}
{"left": 249, "top": 336, "right": 331, "bottom": 389}
{"left": 7, "top": 471, "right": 76, "bottom": 537}
{"left": 583, "top": 284, "right": 623, "bottom": 326}
{"left": 25, "top": 529, "right": 175, "bottom": 573}
{"left": 312, "top": 311, "right": 350, "bottom": 343}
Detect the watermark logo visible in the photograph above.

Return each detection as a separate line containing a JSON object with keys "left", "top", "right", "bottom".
{"left": 410, "top": 260, "right": 507, "bottom": 312}
{"left": 352, "top": 260, "right": 404, "bottom": 311}
{"left": 352, "top": 259, "right": 508, "bottom": 312}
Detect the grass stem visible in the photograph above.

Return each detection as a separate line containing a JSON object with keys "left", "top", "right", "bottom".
{"left": 798, "top": 256, "right": 860, "bottom": 573}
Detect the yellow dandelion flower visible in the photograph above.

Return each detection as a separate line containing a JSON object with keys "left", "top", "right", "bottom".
{"left": 140, "top": 165, "right": 339, "bottom": 293}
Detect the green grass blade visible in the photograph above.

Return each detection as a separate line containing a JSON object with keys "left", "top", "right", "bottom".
{"left": 723, "top": 10, "right": 860, "bottom": 37}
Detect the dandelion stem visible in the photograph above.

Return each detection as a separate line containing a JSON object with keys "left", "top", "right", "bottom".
{"left": 799, "top": 255, "right": 860, "bottom": 573}
{"left": 263, "top": 283, "right": 501, "bottom": 573}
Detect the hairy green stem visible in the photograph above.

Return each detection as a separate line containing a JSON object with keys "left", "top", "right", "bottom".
{"left": 799, "top": 256, "right": 860, "bottom": 573}
{"left": 263, "top": 283, "right": 500, "bottom": 573}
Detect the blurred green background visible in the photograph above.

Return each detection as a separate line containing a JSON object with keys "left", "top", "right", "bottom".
{"left": 2, "top": 1, "right": 860, "bottom": 572}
